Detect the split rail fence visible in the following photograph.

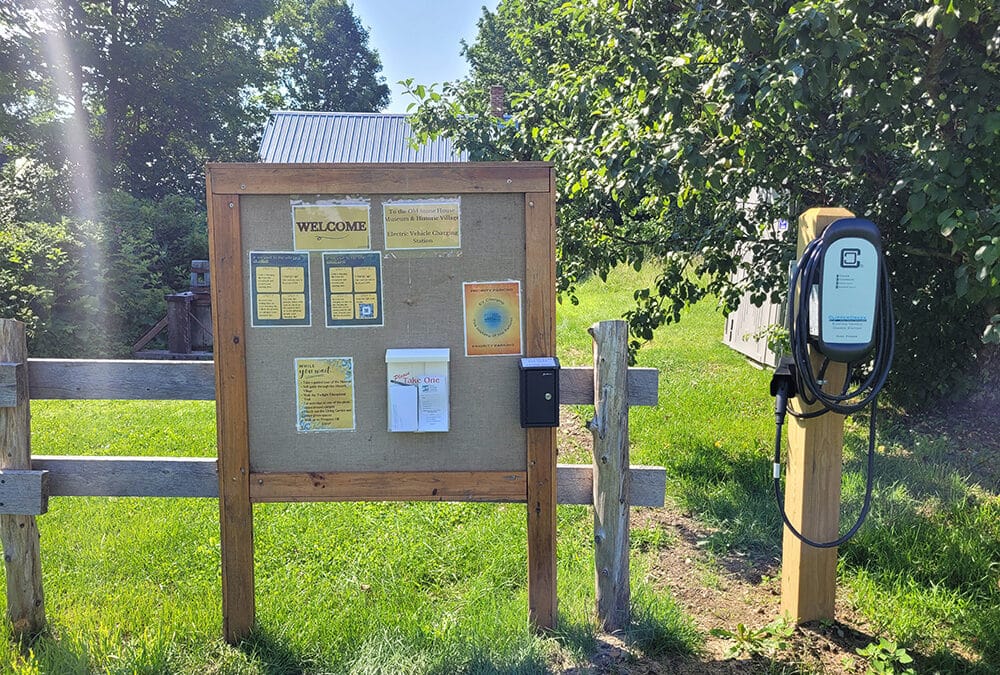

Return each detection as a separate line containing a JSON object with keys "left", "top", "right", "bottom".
{"left": 0, "top": 318, "right": 663, "bottom": 637}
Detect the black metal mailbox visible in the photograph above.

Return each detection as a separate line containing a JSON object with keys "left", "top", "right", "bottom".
{"left": 519, "top": 357, "right": 560, "bottom": 428}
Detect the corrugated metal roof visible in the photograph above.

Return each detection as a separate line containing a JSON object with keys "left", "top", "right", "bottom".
{"left": 258, "top": 111, "right": 468, "bottom": 163}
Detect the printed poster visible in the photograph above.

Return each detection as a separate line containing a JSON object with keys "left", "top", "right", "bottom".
{"left": 462, "top": 281, "right": 523, "bottom": 357}
{"left": 323, "top": 252, "right": 384, "bottom": 327}
{"left": 383, "top": 199, "right": 461, "bottom": 250}
{"left": 295, "top": 357, "right": 355, "bottom": 432}
{"left": 250, "top": 251, "right": 311, "bottom": 327}
{"left": 291, "top": 200, "right": 371, "bottom": 251}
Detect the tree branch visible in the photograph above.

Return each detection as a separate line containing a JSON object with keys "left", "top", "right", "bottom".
{"left": 899, "top": 245, "right": 960, "bottom": 264}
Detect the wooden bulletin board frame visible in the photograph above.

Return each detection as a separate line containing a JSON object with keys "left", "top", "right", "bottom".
{"left": 206, "top": 162, "right": 557, "bottom": 643}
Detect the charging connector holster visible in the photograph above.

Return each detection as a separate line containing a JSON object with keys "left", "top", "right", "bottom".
{"left": 769, "top": 357, "right": 797, "bottom": 400}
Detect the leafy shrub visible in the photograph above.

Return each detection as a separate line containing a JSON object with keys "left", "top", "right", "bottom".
{"left": 0, "top": 219, "right": 84, "bottom": 352}
{"left": 98, "top": 191, "right": 207, "bottom": 293}
{"left": 0, "top": 189, "right": 208, "bottom": 357}
{"left": 0, "top": 157, "right": 72, "bottom": 225}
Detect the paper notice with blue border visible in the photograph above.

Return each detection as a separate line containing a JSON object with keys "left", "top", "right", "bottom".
{"left": 323, "top": 251, "right": 384, "bottom": 328}
{"left": 250, "top": 251, "right": 311, "bottom": 327}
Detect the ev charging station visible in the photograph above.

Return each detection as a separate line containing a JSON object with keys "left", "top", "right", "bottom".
{"left": 813, "top": 218, "right": 884, "bottom": 363}
{"left": 770, "top": 208, "right": 894, "bottom": 622}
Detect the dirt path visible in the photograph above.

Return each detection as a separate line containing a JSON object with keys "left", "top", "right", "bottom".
{"left": 551, "top": 357, "right": 1000, "bottom": 674}
{"left": 558, "top": 503, "right": 881, "bottom": 673}
{"left": 555, "top": 409, "right": 881, "bottom": 674}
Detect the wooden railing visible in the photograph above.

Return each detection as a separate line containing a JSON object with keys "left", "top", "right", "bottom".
{"left": 0, "top": 319, "right": 662, "bottom": 636}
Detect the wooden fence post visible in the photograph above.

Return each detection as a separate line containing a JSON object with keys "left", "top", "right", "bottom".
{"left": 780, "top": 207, "right": 854, "bottom": 623}
{"left": 0, "top": 319, "right": 45, "bottom": 637}
{"left": 588, "top": 320, "right": 631, "bottom": 631}
{"left": 166, "top": 293, "right": 193, "bottom": 355}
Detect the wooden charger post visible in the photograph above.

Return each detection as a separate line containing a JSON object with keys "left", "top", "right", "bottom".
{"left": 780, "top": 207, "right": 854, "bottom": 623}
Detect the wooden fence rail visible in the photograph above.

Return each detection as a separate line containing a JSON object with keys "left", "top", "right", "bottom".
{"left": 16, "top": 357, "right": 664, "bottom": 506}
{"left": 25, "top": 358, "right": 657, "bottom": 405}
{"left": 25, "top": 456, "right": 665, "bottom": 507}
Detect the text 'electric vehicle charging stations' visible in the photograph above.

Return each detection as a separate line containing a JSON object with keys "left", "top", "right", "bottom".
{"left": 770, "top": 217, "right": 895, "bottom": 548}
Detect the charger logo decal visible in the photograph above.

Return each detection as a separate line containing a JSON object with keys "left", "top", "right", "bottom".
{"left": 840, "top": 248, "right": 861, "bottom": 268}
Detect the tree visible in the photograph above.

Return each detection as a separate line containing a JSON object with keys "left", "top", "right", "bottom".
{"left": 0, "top": 0, "right": 392, "bottom": 354}
{"left": 1, "top": 0, "right": 276, "bottom": 202}
{"left": 0, "top": 163, "right": 209, "bottom": 357}
{"left": 1, "top": 0, "right": 389, "bottom": 203}
{"left": 409, "top": 0, "right": 1000, "bottom": 406}
{"left": 265, "top": 0, "right": 390, "bottom": 112}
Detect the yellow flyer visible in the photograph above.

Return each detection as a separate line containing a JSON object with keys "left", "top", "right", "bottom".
{"left": 323, "top": 252, "right": 383, "bottom": 327}
{"left": 295, "top": 357, "right": 355, "bottom": 432}
{"left": 291, "top": 201, "right": 371, "bottom": 251}
{"left": 463, "top": 281, "right": 523, "bottom": 357}
{"left": 383, "top": 199, "right": 461, "bottom": 250}
{"left": 249, "top": 251, "right": 311, "bottom": 327}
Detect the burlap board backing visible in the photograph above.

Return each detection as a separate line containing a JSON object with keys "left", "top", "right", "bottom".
{"left": 241, "top": 193, "right": 527, "bottom": 472}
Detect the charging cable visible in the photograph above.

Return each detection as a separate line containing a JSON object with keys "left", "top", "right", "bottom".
{"left": 770, "top": 229, "right": 895, "bottom": 549}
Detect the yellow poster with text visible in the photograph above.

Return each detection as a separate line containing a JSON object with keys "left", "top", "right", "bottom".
{"left": 383, "top": 199, "right": 461, "bottom": 250}
{"left": 295, "top": 357, "right": 355, "bottom": 432}
{"left": 292, "top": 202, "right": 371, "bottom": 251}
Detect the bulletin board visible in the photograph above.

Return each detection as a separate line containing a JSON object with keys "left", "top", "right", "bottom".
{"left": 240, "top": 192, "right": 526, "bottom": 473}
{"left": 206, "top": 163, "right": 557, "bottom": 642}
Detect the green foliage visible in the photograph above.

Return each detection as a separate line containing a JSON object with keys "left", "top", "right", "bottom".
{"left": 749, "top": 322, "right": 790, "bottom": 357}
{"left": 0, "top": 158, "right": 70, "bottom": 225}
{"left": 98, "top": 191, "right": 207, "bottom": 293}
{"left": 984, "top": 313, "right": 1000, "bottom": 344}
{"left": 0, "top": 0, "right": 389, "bottom": 202}
{"left": 1, "top": 0, "right": 274, "bottom": 200}
{"left": 79, "top": 215, "right": 167, "bottom": 356}
{"left": 0, "top": 219, "right": 80, "bottom": 351}
{"left": 709, "top": 618, "right": 795, "bottom": 659}
{"left": 0, "top": 189, "right": 207, "bottom": 357}
{"left": 408, "top": 0, "right": 1000, "bottom": 406}
{"left": 265, "top": 0, "right": 390, "bottom": 112}
{"left": 857, "top": 638, "right": 916, "bottom": 675}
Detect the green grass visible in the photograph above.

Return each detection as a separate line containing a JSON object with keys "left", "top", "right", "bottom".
{"left": 559, "top": 267, "right": 778, "bottom": 554}
{"left": 0, "top": 283, "right": 699, "bottom": 673}
{"left": 560, "top": 267, "right": 1000, "bottom": 671}
{"left": 2, "top": 265, "right": 997, "bottom": 673}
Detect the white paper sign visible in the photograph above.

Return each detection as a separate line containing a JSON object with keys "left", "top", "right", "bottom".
{"left": 388, "top": 381, "right": 419, "bottom": 432}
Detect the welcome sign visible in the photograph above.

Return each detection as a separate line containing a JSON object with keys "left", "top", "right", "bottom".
{"left": 292, "top": 201, "right": 371, "bottom": 251}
